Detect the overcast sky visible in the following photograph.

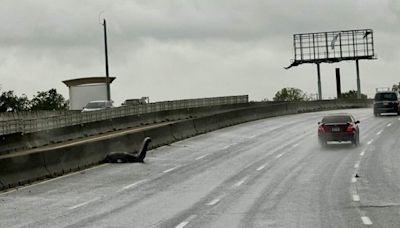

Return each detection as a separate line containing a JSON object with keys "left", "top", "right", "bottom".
{"left": 1, "top": 0, "right": 399, "bottom": 104}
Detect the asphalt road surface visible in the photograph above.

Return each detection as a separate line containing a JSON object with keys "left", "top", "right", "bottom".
{"left": 1, "top": 108, "right": 399, "bottom": 228}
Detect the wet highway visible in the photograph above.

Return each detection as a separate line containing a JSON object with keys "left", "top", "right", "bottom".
{"left": 1, "top": 108, "right": 399, "bottom": 227}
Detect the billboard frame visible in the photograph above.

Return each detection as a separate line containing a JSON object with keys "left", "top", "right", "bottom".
{"left": 285, "top": 29, "right": 377, "bottom": 99}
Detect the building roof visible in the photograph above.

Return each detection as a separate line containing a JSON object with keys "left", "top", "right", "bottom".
{"left": 62, "top": 77, "right": 116, "bottom": 87}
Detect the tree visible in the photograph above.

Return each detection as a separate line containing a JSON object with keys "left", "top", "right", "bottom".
{"left": 0, "top": 90, "right": 30, "bottom": 112}
{"left": 340, "top": 90, "right": 367, "bottom": 100}
{"left": 273, "top": 87, "right": 310, "bottom": 102}
{"left": 392, "top": 82, "right": 400, "bottom": 92}
{"left": 30, "top": 88, "right": 67, "bottom": 111}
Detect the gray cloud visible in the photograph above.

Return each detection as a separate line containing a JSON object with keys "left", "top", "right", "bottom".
{"left": 0, "top": 0, "right": 399, "bottom": 104}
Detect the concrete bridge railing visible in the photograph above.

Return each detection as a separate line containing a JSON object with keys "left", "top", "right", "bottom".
{"left": 0, "top": 95, "right": 248, "bottom": 136}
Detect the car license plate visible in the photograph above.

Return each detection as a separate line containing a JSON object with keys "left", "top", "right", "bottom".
{"left": 384, "top": 102, "right": 389, "bottom": 106}
{"left": 331, "top": 127, "right": 340, "bottom": 132}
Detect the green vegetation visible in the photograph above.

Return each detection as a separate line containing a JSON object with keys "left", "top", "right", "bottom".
{"left": 0, "top": 88, "right": 67, "bottom": 112}
{"left": 0, "top": 91, "right": 30, "bottom": 112}
{"left": 273, "top": 87, "right": 311, "bottom": 102}
{"left": 392, "top": 82, "right": 400, "bottom": 92}
{"left": 339, "top": 90, "right": 367, "bottom": 100}
{"left": 30, "top": 89, "right": 68, "bottom": 111}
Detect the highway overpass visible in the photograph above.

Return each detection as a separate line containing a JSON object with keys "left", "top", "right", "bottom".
{"left": 1, "top": 107, "right": 399, "bottom": 227}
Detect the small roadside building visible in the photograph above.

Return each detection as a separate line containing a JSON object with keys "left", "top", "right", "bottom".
{"left": 62, "top": 76, "right": 116, "bottom": 110}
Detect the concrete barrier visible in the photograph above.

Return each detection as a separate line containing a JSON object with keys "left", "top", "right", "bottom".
{"left": 0, "top": 178, "right": 4, "bottom": 189}
{"left": 142, "top": 125, "right": 175, "bottom": 149}
{"left": 0, "top": 95, "right": 249, "bottom": 136}
{"left": 0, "top": 103, "right": 249, "bottom": 156}
{"left": 170, "top": 120, "right": 197, "bottom": 140}
{"left": 0, "top": 152, "right": 50, "bottom": 189}
{"left": 42, "top": 147, "right": 65, "bottom": 177}
{"left": 107, "top": 130, "right": 147, "bottom": 154}
{"left": 42, "top": 136, "right": 134, "bottom": 178}
{"left": 193, "top": 115, "right": 220, "bottom": 134}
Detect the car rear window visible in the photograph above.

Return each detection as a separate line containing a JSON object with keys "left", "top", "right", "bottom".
{"left": 322, "top": 115, "right": 352, "bottom": 123}
{"left": 374, "top": 92, "right": 398, "bottom": 101}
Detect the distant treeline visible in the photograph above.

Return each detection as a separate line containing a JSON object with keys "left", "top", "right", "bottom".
{"left": 0, "top": 88, "right": 67, "bottom": 112}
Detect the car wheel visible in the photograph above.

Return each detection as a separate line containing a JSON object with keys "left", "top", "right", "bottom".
{"left": 374, "top": 112, "right": 379, "bottom": 117}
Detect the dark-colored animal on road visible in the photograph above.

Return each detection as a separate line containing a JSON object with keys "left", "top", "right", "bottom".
{"left": 106, "top": 137, "right": 152, "bottom": 163}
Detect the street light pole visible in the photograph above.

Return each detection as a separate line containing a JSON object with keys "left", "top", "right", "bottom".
{"left": 103, "top": 18, "right": 111, "bottom": 101}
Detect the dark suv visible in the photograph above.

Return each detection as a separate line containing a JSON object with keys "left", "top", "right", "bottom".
{"left": 373, "top": 91, "right": 400, "bottom": 116}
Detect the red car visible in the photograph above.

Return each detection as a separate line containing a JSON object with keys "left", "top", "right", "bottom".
{"left": 318, "top": 114, "right": 360, "bottom": 147}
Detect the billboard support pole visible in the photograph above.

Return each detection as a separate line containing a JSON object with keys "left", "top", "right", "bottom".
{"left": 317, "top": 63, "right": 322, "bottom": 100}
{"left": 103, "top": 18, "right": 111, "bottom": 101}
{"left": 356, "top": 59, "right": 361, "bottom": 99}
{"left": 336, "top": 68, "right": 342, "bottom": 99}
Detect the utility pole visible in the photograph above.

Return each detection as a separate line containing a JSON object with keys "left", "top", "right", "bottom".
{"left": 102, "top": 18, "right": 111, "bottom": 101}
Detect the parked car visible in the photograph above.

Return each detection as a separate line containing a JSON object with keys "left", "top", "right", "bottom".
{"left": 318, "top": 113, "right": 360, "bottom": 147}
{"left": 81, "top": 100, "right": 113, "bottom": 112}
{"left": 373, "top": 91, "right": 400, "bottom": 116}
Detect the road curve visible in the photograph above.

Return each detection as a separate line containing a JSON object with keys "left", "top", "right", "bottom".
{"left": 1, "top": 108, "right": 399, "bottom": 227}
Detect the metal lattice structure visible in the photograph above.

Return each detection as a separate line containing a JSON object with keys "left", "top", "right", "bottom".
{"left": 285, "top": 29, "right": 377, "bottom": 100}
{"left": 287, "top": 29, "right": 375, "bottom": 68}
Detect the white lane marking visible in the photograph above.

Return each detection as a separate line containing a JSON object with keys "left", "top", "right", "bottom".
{"left": 387, "top": 123, "right": 392, "bottom": 127}
{"left": 354, "top": 163, "right": 360, "bottom": 169}
{"left": 0, "top": 163, "right": 110, "bottom": 197}
{"left": 121, "top": 179, "right": 148, "bottom": 191}
{"left": 376, "top": 130, "right": 383, "bottom": 135}
{"left": 234, "top": 176, "right": 249, "bottom": 187}
{"left": 46, "top": 189, "right": 58, "bottom": 194}
{"left": 276, "top": 153, "right": 284, "bottom": 158}
{"left": 163, "top": 166, "right": 180, "bottom": 173}
{"left": 351, "top": 177, "right": 357, "bottom": 183}
{"left": 367, "top": 140, "right": 373, "bottom": 145}
{"left": 68, "top": 197, "right": 100, "bottom": 210}
{"left": 195, "top": 154, "right": 208, "bottom": 160}
{"left": 256, "top": 165, "right": 266, "bottom": 171}
{"left": 398, "top": 117, "right": 400, "bottom": 121}
{"left": 361, "top": 216, "right": 373, "bottom": 225}
{"left": 206, "top": 198, "right": 221, "bottom": 206}
{"left": 175, "top": 221, "right": 189, "bottom": 228}
{"left": 175, "top": 215, "right": 197, "bottom": 228}
{"left": 222, "top": 143, "right": 237, "bottom": 150}
{"left": 292, "top": 143, "right": 299, "bottom": 148}
{"left": 360, "top": 150, "right": 365, "bottom": 156}
{"left": 352, "top": 194, "right": 360, "bottom": 202}
{"left": 222, "top": 145, "right": 230, "bottom": 150}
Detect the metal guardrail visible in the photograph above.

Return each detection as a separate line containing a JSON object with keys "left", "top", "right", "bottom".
{"left": 0, "top": 95, "right": 248, "bottom": 135}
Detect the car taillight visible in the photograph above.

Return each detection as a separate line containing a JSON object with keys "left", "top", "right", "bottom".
{"left": 318, "top": 124, "right": 326, "bottom": 133}
{"left": 346, "top": 124, "right": 355, "bottom": 132}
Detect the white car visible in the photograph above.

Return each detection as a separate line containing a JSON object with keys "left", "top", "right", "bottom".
{"left": 82, "top": 100, "right": 113, "bottom": 112}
